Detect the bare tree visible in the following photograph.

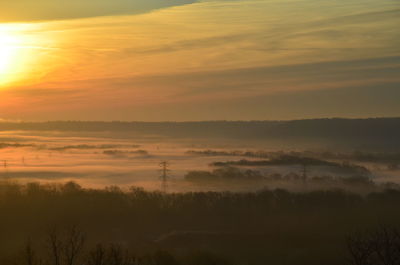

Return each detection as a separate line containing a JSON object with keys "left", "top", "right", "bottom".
{"left": 46, "top": 228, "right": 63, "bottom": 265}
{"left": 347, "top": 226, "right": 400, "bottom": 265}
{"left": 87, "top": 244, "right": 106, "bottom": 265}
{"left": 347, "top": 232, "right": 375, "bottom": 265}
{"left": 63, "top": 226, "right": 85, "bottom": 265}
{"left": 107, "top": 244, "right": 130, "bottom": 265}
{"left": 23, "top": 238, "right": 41, "bottom": 265}
{"left": 45, "top": 226, "right": 85, "bottom": 265}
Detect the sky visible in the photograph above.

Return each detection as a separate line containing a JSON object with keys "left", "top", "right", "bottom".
{"left": 0, "top": 0, "right": 399, "bottom": 121}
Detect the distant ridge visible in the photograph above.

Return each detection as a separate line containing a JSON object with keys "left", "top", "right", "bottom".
{"left": 1, "top": 118, "right": 400, "bottom": 150}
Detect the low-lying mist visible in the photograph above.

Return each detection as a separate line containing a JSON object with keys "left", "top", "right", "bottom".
{"left": 1, "top": 120, "right": 400, "bottom": 265}
{"left": 0, "top": 128, "right": 399, "bottom": 193}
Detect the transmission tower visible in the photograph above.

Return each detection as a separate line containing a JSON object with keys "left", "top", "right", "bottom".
{"left": 159, "top": 161, "right": 170, "bottom": 193}
{"left": 3, "top": 160, "right": 8, "bottom": 179}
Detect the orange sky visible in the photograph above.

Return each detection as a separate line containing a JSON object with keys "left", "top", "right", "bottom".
{"left": 0, "top": 0, "right": 399, "bottom": 121}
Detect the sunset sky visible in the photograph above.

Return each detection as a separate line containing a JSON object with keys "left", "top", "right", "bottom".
{"left": 0, "top": 0, "right": 399, "bottom": 121}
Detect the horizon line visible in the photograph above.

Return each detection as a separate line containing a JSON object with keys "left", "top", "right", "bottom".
{"left": 1, "top": 116, "right": 400, "bottom": 123}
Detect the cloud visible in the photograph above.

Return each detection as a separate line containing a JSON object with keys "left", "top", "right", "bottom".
{"left": 122, "top": 34, "right": 251, "bottom": 55}
{"left": 123, "top": 55, "right": 400, "bottom": 99}
{"left": 307, "top": 9, "right": 400, "bottom": 27}
{"left": 0, "top": 0, "right": 197, "bottom": 22}
{"left": 3, "top": 55, "right": 399, "bottom": 120}
{"left": 0, "top": 0, "right": 399, "bottom": 121}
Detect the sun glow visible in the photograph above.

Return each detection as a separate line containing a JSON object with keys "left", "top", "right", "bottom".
{"left": 0, "top": 35, "right": 20, "bottom": 70}
{"left": 0, "top": 23, "right": 49, "bottom": 87}
{"left": 0, "top": 27, "right": 24, "bottom": 85}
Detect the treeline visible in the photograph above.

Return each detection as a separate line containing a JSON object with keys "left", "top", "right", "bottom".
{"left": 12, "top": 225, "right": 400, "bottom": 265}
{"left": 185, "top": 167, "right": 374, "bottom": 183}
{"left": 186, "top": 150, "right": 271, "bottom": 158}
{"left": 188, "top": 149, "right": 400, "bottom": 168}
{"left": 319, "top": 151, "right": 400, "bottom": 169}
{"left": 9, "top": 226, "right": 231, "bottom": 265}
{"left": 212, "top": 155, "right": 343, "bottom": 166}
{"left": 0, "top": 142, "right": 141, "bottom": 152}
{"left": 1, "top": 181, "right": 400, "bottom": 264}
{"left": 211, "top": 156, "right": 371, "bottom": 175}
{"left": 0, "top": 143, "right": 36, "bottom": 149}
{"left": 103, "top": 149, "right": 149, "bottom": 157}
{"left": 1, "top": 118, "right": 400, "bottom": 149}
{"left": 49, "top": 144, "right": 140, "bottom": 151}
{"left": 184, "top": 167, "right": 395, "bottom": 193}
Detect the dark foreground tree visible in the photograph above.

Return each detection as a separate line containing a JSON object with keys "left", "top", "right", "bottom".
{"left": 23, "top": 239, "right": 42, "bottom": 265}
{"left": 45, "top": 226, "right": 85, "bottom": 265}
{"left": 347, "top": 227, "right": 400, "bottom": 265}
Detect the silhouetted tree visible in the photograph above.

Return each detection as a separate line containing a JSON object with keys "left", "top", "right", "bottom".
{"left": 106, "top": 244, "right": 130, "bottom": 265}
{"left": 87, "top": 244, "right": 106, "bottom": 265}
{"left": 347, "top": 227, "right": 400, "bottom": 265}
{"left": 47, "top": 229, "right": 63, "bottom": 265}
{"left": 63, "top": 226, "right": 85, "bottom": 265}
{"left": 45, "top": 226, "right": 85, "bottom": 265}
{"left": 23, "top": 239, "right": 41, "bottom": 265}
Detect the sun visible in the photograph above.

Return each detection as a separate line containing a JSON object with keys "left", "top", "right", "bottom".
{"left": 0, "top": 34, "right": 20, "bottom": 73}
{"left": 0, "top": 26, "right": 25, "bottom": 86}
{"left": 0, "top": 23, "right": 46, "bottom": 87}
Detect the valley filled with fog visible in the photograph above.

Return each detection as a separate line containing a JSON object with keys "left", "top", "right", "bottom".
{"left": 1, "top": 123, "right": 399, "bottom": 193}
{"left": 1, "top": 120, "right": 400, "bottom": 265}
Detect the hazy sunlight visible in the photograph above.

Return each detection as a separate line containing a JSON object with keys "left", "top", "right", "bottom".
{"left": 0, "top": 24, "right": 45, "bottom": 87}
{"left": 0, "top": 32, "right": 20, "bottom": 79}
